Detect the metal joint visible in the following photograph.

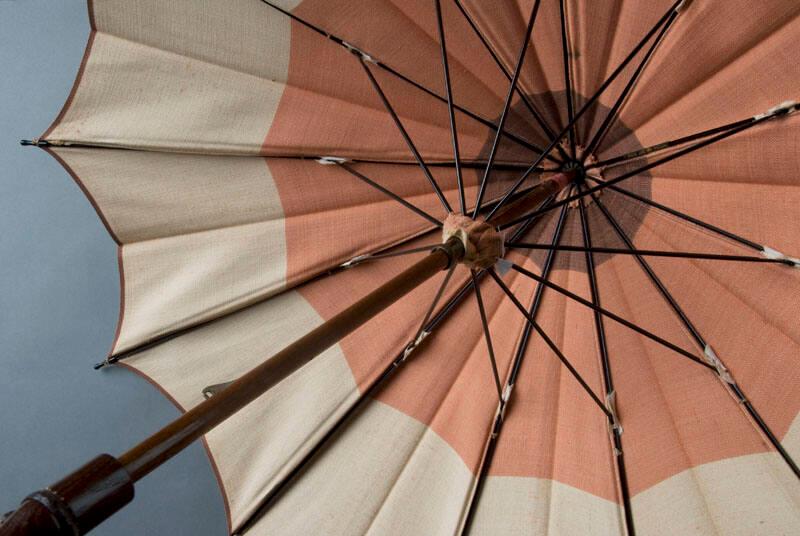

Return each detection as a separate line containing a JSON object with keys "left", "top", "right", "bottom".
{"left": 202, "top": 381, "right": 233, "bottom": 399}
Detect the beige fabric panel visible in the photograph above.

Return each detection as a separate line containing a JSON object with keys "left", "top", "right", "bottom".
{"left": 785, "top": 414, "right": 800, "bottom": 461}
{"left": 51, "top": 147, "right": 287, "bottom": 354}
{"left": 49, "top": 147, "right": 285, "bottom": 244}
{"left": 92, "top": 0, "right": 301, "bottom": 81}
{"left": 127, "top": 289, "right": 359, "bottom": 533}
{"left": 248, "top": 400, "right": 475, "bottom": 536}
{"left": 120, "top": 221, "right": 286, "bottom": 353}
{"left": 632, "top": 453, "right": 800, "bottom": 535}
{"left": 48, "top": 0, "right": 298, "bottom": 153}
{"left": 468, "top": 476, "right": 624, "bottom": 536}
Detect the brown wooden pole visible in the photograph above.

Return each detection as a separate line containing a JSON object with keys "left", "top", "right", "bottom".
{"left": 0, "top": 175, "right": 568, "bottom": 535}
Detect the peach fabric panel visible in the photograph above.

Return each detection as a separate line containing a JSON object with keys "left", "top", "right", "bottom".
{"left": 606, "top": 0, "right": 800, "bottom": 155}
{"left": 632, "top": 453, "right": 800, "bottom": 534}
{"left": 457, "top": 0, "right": 563, "bottom": 140}
{"left": 487, "top": 214, "right": 620, "bottom": 502}
{"left": 270, "top": 159, "right": 479, "bottom": 287}
{"left": 468, "top": 476, "right": 624, "bottom": 535}
{"left": 597, "top": 184, "right": 800, "bottom": 445}
{"left": 49, "top": 148, "right": 287, "bottom": 355}
{"left": 264, "top": 0, "right": 535, "bottom": 163}
{"left": 48, "top": 0, "right": 298, "bottom": 153}
{"left": 583, "top": 229, "right": 774, "bottom": 495}
{"left": 569, "top": 0, "right": 625, "bottom": 144}
{"left": 124, "top": 289, "right": 358, "bottom": 533}
{"left": 248, "top": 400, "right": 475, "bottom": 536}
{"left": 579, "top": 0, "right": 674, "bottom": 148}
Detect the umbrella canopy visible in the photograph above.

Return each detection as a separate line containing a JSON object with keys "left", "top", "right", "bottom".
{"left": 11, "top": 0, "right": 800, "bottom": 534}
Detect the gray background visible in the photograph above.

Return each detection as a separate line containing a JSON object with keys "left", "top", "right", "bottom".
{"left": 0, "top": 2, "right": 228, "bottom": 534}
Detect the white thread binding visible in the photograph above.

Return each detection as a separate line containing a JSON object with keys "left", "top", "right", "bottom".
{"left": 760, "top": 245, "right": 800, "bottom": 267}
{"left": 316, "top": 156, "right": 350, "bottom": 165}
{"left": 703, "top": 344, "right": 735, "bottom": 384}
{"left": 402, "top": 330, "right": 429, "bottom": 361}
{"left": 606, "top": 391, "right": 623, "bottom": 434}
{"left": 675, "top": 0, "right": 693, "bottom": 13}
{"left": 340, "top": 254, "right": 369, "bottom": 269}
{"left": 498, "top": 383, "right": 514, "bottom": 422}
{"left": 342, "top": 41, "right": 377, "bottom": 63}
{"left": 753, "top": 100, "right": 799, "bottom": 121}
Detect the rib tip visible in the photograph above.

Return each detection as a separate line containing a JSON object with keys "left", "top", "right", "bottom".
{"left": 93, "top": 361, "right": 107, "bottom": 370}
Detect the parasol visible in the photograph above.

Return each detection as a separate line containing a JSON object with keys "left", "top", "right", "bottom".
{"left": 2, "top": 0, "right": 799, "bottom": 534}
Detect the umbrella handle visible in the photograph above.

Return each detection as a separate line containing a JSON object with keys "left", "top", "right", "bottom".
{"left": 0, "top": 455, "right": 133, "bottom": 535}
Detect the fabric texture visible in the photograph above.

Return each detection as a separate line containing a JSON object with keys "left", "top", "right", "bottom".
{"left": 40, "top": 0, "right": 800, "bottom": 534}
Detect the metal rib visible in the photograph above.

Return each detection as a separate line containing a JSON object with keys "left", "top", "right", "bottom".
{"left": 591, "top": 192, "right": 800, "bottom": 479}
{"left": 473, "top": 0, "right": 542, "bottom": 217}
{"left": 359, "top": 60, "right": 453, "bottom": 214}
{"left": 505, "top": 243, "right": 794, "bottom": 266}
{"left": 508, "top": 262, "right": 714, "bottom": 370}
{"left": 577, "top": 190, "right": 635, "bottom": 535}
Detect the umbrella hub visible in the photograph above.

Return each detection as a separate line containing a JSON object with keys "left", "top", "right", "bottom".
{"left": 442, "top": 213, "right": 504, "bottom": 270}
{"left": 561, "top": 159, "right": 587, "bottom": 184}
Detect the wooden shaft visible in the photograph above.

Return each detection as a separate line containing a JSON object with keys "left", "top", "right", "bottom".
{"left": 119, "top": 238, "right": 461, "bottom": 481}
{"left": 0, "top": 173, "right": 569, "bottom": 535}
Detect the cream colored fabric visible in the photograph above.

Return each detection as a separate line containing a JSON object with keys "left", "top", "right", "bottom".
{"left": 52, "top": 147, "right": 287, "bottom": 353}
{"left": 468, "top": 476, "right": 624, "bottom": 536}
{"left": 127, "top": 289, "right": 359, "bottom": 532}
{"left": 48, "top": 0, "right": 299, "bottom": 153}
{"left": 784, "top": 414, "right": 800, "bottom": 463}
{"left": 51, "top": 148, "right": 285, "bottom": 243}
{"left": 632, "top": 453, "right": 800, "bottom": 535}
{"left": 248, "top": 400, "right": 475, "bottom": 536}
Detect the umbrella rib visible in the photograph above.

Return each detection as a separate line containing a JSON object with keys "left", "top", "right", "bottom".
{"left": 337, "top": 162, "right": 444, "bottom": 227}
{"left": 488, "top": 269, "right": 614, "bottom": 420}
{"left": 559, "top": 0, "right": 577, "bottom": 159}
{"left": 591, "top": 193, "right": 800, "bottom": 479}
{"left": 410, "top": 262, "right": 457, "bottom": 349}
{"left": 580, "top": 8, "right": 678, "bottom": 161}
{"left": 577, "top": 188, "right": 635, "bottom": 535}
{"left": 256, "top": 0, "right": 560, "bottom": 163}
{"left": 505, "top": 243, "right": 796, "bottom": 266}
{"left": 337, "top": 244, "right": 444, "bottom": 269}
{"left": 233, "top": 198, "right": 553, "bottom": 535}
{"left": 587, "top": 177, "right": 768, "bottom": 251}
{"left": 232, "top": 273, "right": 479, "bottom": 535}
{"left": 585, "top": 115, "right": 756, "bottom": 170}
{"left": 19, "top": 140, "right": 540, "bottom": 172}
{"left": 94, "top": 184, "right": 548, "bottom": 369}
{"left": 473, "top": 0, "right": 543, "bottom": 218}
{"left": 471, "top": 270, "right": 503, "bottom": 400}
{"left": 459, "top": 192, "right": 573, "bottom": 535}
{"left": 450, "top": 0, "right": 567, "bottom": 156}
{"left": 358, "top": 60, "right": 453, "bottom": 214}
{"left": 507, "top": 261, "right": 714, "bottom": 370}
{"left": 498, "top": 101, "right": 799, "bottom": 230}
{"left": 484, "top": 0, "right": 687, "bottom": 222}
{"left": 435, "top": 0, "right": 466, "bottom": 215}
